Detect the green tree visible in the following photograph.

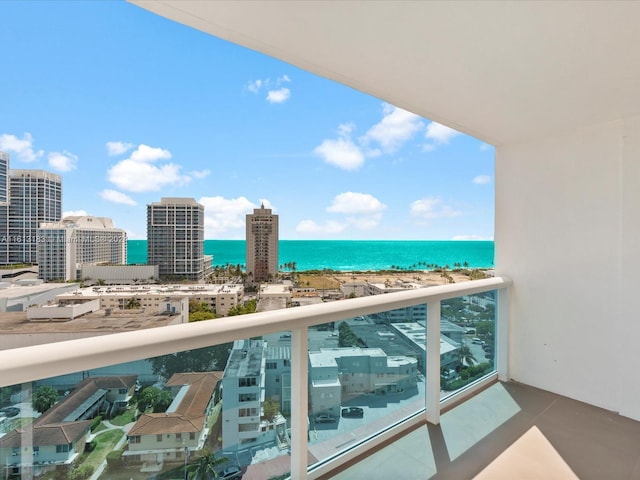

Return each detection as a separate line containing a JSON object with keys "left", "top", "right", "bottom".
{"left": 189, "top": 300, "right": 216, "bottom": 322}
{"left": 32, "top": 385, "right": 58, "bottom": 413}
{"left": 262, "top": 397, "right": 279, "bottom": 422}
{"left": 138, "top": 387, "right": 160, "bottom": 412}
{"left": 456, "top": 344, "right": 477, "bottom": 369}
{"left": 148, "top": 344, "right": 232, "bottom": 379}
{"left": 187, "top": 451, "right": 228, "bottom": 480}
{"left": 338, "top": 322, "right": 365, "bottom": 348}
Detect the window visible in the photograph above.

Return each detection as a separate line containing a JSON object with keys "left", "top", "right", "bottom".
{"left": 176, "top": 433, "right": 182, "bottom": 441}
{"left": 239, "top": 377, "right": 258, "bottom": 387}
{"left": 239, "top": 407, "right": 258, "bottom": 417}
{"left": 266, "top": 362, "right": 277, "bottom": 370}
{"left": 239, "top": 423, "right": 258, "bottom": 432}
{"left": 56, "top": 444, "right": 70, "bottom": 453}
{"left": 239, "top": 393, "right": 258, "bottom": 402}
{"left": 129, "top": 436, "right": 141, "bottom": 444}
{"left": 189, "top": 432, "right": 196, "bottom": 440}
{"left": 119, "top": 388, "right": 127, "bottom": 394}
{"left": 157, "top": 434, "right": 162, "bottom": 442}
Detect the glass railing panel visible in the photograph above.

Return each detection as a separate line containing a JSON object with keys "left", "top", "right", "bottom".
{"left": 440, "top": 290, "right": 497, "bottom": 398}
{"left": 307, "top": 308, "right": 425, "bottom": 467}
{"left": 0, "top": 339, "right": 293, "bottom": 480}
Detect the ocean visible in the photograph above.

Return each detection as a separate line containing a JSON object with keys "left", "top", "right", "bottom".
{"left": 127, "top": 240, "right": 494, "bottom": 272}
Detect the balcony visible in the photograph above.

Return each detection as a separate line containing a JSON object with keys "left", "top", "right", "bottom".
{"left": 1, "top": 277, "right": 512, "bottom": 479}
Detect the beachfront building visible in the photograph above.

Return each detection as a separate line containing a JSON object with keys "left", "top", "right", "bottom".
{"left": 36, "top": 216, "right": 127, "bottom": 282}
{"left": 308, "top": 347, "right": 418, "bottom": 417}
{"left": 221, "top": 340, "right": 288, "bottom": 452}
{"left": 264, "top": 346, "right": 292, "bottom": 415}
{"left": 0, "top": 169, "right": 62, "bottom": 265}
{"left": 147, "top": 197, "right": 207, "bottom": 281}
{"left": 246, "top": 204, "right": 278, "bottom": 284}
{"left": 124, "top": 372, "right": 222, "bottom": 467}
{"left": 78, "top": 264, "right": 159, "bottom": 285}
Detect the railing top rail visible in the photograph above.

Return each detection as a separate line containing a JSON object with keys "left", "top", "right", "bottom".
{"left": 0, "top": 276, "right": 510, "bottom": 387}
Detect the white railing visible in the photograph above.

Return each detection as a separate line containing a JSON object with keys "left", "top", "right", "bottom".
{"left": 0, "top": 276, "right": 510, "bottom": 479}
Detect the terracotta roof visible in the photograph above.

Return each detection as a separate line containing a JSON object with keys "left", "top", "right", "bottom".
{"left": 129, "top": 371, "right": 222, "bottom": 436}
{"left": 0, "top": 421, "right": 91, "bottom": 448}
{"left": 77, "top": 374, "right": 137, "bottom": 390}
{"left": 1, "top": 376, "right": 136, "bottom": 449}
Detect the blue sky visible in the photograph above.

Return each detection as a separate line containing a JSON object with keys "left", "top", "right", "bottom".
{"left": 0, "top": 1, "right": 494, "bottom": 240}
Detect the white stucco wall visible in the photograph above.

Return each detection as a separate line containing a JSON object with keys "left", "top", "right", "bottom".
{"left": 496, "top": 117, "right": 640, "bottom": 420}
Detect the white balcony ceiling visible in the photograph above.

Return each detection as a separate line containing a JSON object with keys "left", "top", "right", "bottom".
{"left": 130, "top": 1, "right": 640, "bottom": 146}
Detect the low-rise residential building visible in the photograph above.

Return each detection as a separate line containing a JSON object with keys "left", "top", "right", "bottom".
{"left": 0, "top": 281, "right": 79, "bottom": 312}
{"left": 0, "top": 375, "right": 136, "bottom": 478}
{"left": 264, "top": 346, "right": 292, "bottom": 415}
{"left": 308, "top": 347, "right": 418, "bottom": 418}
{"left": 55, "top": 283, "right": 243, "bottom": 317}
{"left": 124, "top": 372, "right": 222, "bottom": 467}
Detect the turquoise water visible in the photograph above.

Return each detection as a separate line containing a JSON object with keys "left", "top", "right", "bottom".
{"left": 128, "top": 240, "right": 494, "bottom": 271}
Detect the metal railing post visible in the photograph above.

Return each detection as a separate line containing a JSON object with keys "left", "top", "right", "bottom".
{"left": 291, "top": 326, "right": 309, "bottom": 479}
{"left": 426, "top": 301, "right": 441, "bottom": 424}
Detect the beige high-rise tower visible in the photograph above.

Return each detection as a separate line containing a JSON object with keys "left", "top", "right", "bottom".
{"left": 246, "top": 204, "right": 278, "bottom": 283}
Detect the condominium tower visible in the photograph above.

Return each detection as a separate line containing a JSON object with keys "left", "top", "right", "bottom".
{"left": 147, "top": 197, "right": 206, "bottom": 281}
{"left": 0, "top": 167, "right": 62, "bottom": 265}
{"left": 0, "top": 151, "right": 9, "bottom": 205}
{"left": 246, "top": 204, "right": 278, "bottom": 283}
{"left": 37, "top": 216, "right": 127, "bottom": 282}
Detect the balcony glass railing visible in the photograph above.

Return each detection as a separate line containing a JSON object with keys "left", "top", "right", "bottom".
{"left": 0, "top": 276, "right": 509, "bottom": 480}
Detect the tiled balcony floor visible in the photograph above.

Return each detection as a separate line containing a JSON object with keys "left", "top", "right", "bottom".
{"left": 322, "top": 381, "right": 640, "bottom": 479}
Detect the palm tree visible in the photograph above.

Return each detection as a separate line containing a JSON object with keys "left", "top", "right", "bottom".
{"left": 188, "top": 450, "right": 227, "bottom": 480}
{"left": 456, "top": 343, "right": 477, "bottom": 369}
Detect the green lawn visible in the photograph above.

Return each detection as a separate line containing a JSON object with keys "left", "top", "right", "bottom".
{"left": 84, "top": 429, "right": 124, "bottom": 471}
{"left": 110, "top": 408, "right": 136, "bottom": 426}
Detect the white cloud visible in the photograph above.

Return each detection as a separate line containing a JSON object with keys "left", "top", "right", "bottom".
{"left": 424, "top": 121, "right": 461, "bottom": 149}
{"left": 198, "top": 196, "right": 273, "bottom": 238}
{"left": 191, "top": 169, "right": 211, "bottom": 179}
{"left": 327, "top": 192, "right": 386, "bottom": 215}
{"left": 107, "top": 144, "right": 193, "bottom": 193}
{"left": 100, "top": 189, "right": 137, "bottom": 206}
{"left": 106, "top": 141, "right": 134, "bottom": 156}
{"left": 314, "top": 138, "right": 364, "bottom": 170}
{"left": 129, "top": 144, "right": 172, "bottom": 163}
{"left": 473, "top": 175, "right": 491, "bottom": 184}
{"left": 410, "top": 197, "right": 462, "bottom": 223}
{"left": 247, "top": 79, "right": 263, "bottom": 93}
{"left": 278, "top": 74, "right": 291, "bottom": 83}
{"left": 0, "top": 132, "right": 44, "bottom": 162}
{"left": 48, "top": 150, "right": 78, "bottom": 172}
{"left": 295, "top": 220, "right": 347, "bottom": 236}
{"left": 63, "top": 209, "right": 88, "bottom": 218}
{"left": 362, "top": 104, "right": 423, "bottom": 153}
{"left": 108, "top": 160, "right": 190, "bottom": 193}
{"left": 266, "top": 87, "right": 291, "bottom": 104}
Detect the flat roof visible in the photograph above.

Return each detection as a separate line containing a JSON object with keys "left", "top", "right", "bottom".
{"left": 0, "top": 309, "right": 184, "bottom": 335}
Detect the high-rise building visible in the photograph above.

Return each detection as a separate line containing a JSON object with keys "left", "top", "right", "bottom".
{"left": 0, "top": 169, "right": 63, "bottom": 265}
{"left": 0, "top": 152, "right": 9, "bottom": 205}
{"left": 37, "top": 216, "right": 127, "bottom": 282}
{"left": 147, "top": 197, "right": 205, "bottom": 281}
{"left": 246, "top": 204, "right": 278, "bottom": 283}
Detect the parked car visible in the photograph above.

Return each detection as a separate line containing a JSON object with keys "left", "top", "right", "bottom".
{"left": 220, "top": 465, "right": 242, "bottom": 480}
{"left": 314, "top": 413, "right": 337, "bottom": 423}
{"left": 341, "top": 407, "right": 364, "bottom": 418}
{"left": 471, "top": 338, "right": 484, "bottom": 345}
{"left": 0, "top": 407, "right": 19, "bottom": 418}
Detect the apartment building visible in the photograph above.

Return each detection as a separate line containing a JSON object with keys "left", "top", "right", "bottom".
{"left": 124, "top": 372, "right": 222, "bottom": 466}
{"left": 37, "top": 216, "right": 127, "bottom": 282}
{"left": 308, "top": 347, "right": 418, "bottom": 417}
{"left": 246, "top": 204, "right": 278, "bottom": 284}
{"left": 221, "top": 340, "right": 287, "bottom": 452}
{"left": 0, "top": 169, "right": 62, "bottom": 265}
{"left": 147, "top": 198, "right": 207, "bottom": 281}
